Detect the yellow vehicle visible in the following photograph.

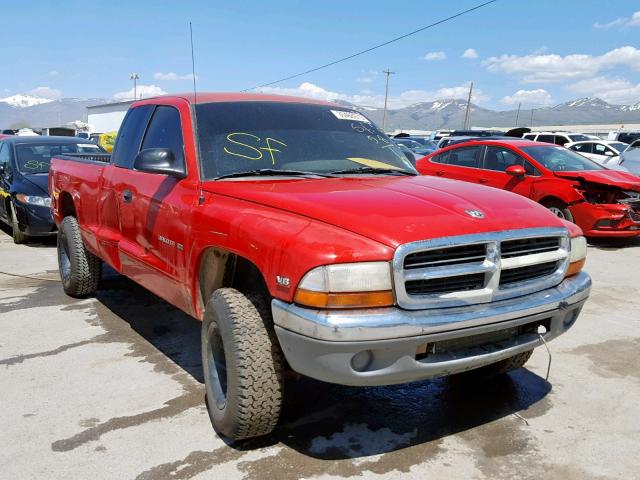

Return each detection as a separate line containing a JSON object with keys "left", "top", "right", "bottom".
{"left": 89, "top": 131, "right": 117, "bottom": 153}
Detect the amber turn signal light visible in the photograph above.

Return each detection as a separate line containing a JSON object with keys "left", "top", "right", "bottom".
{"left": 565, "top": 258, "right": 586, "bottom": 277}
{"left": 294, "top": 289, "right": 394, "bottom": 309}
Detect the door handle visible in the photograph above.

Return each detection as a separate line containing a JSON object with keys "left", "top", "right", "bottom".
{"left": 122, "top": 190, "right": 133, "bottom": 203}
{"left": 479, "top": 178, "right": 489, "bottom": 184}
{"left": 436, "top": 170, "right": 445, "bottom": 176}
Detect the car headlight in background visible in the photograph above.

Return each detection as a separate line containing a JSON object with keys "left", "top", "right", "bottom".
{"left": 294, "top": 262, "right": 394, "bottom": 309}
{"left": 566, "top": 236, "right": 587, "bottom": 277}
{"left": 15, "top": 194, "right": 51, "bottom": 207}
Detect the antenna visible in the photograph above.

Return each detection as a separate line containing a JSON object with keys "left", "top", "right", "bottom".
{"left": 189, "top": 22, "right": 197, "bottom": 103}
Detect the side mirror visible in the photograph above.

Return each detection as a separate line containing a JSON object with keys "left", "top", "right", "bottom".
{"left": 133, "top": 148, "right": 186, "bottom": 179}
{"left": 505, "top": 164, "right": 526, "bottom": 177}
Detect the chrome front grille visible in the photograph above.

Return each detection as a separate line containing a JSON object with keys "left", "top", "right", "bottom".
{"left": 393, "top": 227, "right": 570, "bottom": 310}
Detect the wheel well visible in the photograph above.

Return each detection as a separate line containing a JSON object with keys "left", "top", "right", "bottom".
{"left": 58, "top": 192, "right": 77, "bottom": 218}
{"left": 538, "top": 196, "right": 566, "bottom": 207}
{"left": 197, "top": 249, "right": 269, "bottom": 315}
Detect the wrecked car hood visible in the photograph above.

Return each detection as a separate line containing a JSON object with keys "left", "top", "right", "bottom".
{"left": 553, "top": 170, "right": 640, "bottom": 190}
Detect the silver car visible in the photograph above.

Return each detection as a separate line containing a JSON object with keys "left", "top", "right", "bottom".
{"left": 619, "top": 140, "right": 640, "bottom": 175}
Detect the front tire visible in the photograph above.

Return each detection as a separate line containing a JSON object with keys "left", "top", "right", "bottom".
{"left": 9, "top": 201, "right": 27, "bottom": 244}
{"left": 57, "top": 216, "right": 102, "bottom": 297}
{"left": 541, "top": 199, "right": 574, "bottom": 223}
{"left": 202, "top": 288, "right": 284, "bottom": 441}
{"left": 473, "top": 349, "right": 534, "bottom": 376}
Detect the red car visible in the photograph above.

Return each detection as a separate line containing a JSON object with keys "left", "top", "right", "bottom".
{"left": 417, "top": 139, "right": 640, "bottom": 238}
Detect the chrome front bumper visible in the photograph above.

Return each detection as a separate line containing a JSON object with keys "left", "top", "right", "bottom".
{"left": 272, "top": 272, "right": 591, "bottom": 386}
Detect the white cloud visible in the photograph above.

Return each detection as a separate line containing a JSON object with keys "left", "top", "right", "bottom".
{"left": 568, "top": 76, "right": 640, "bottom": 105}
{"left": 113, "top": 84, "right": 167, "bottom": 101}
{"left": 153, "top": 72, "right": 196, "bottom": 81}
{"left": 594, "top": 11, "right": 640, "bottom": 29}
{"left": 501, "top": 89, "right": 553, "bottom": 106}
{"left": 29, "top": 86, "right": 61, "bottom": 99}
{"left": 423, "top": 51, "right": 446, "bottom": 61}
{"left": 462, "top": 48, "right": 478, "bottom": 59}
{"left": 47, "top": 70, "right": 60, "bottom": 77}
{"left": 483, "top": 46, "right": 640, "bottom": 83}
{"left": 356, "top": 76, "right": 374, "bottom": 84}
{"left": 256, "top": 81, "right": 488, "bottom": 109}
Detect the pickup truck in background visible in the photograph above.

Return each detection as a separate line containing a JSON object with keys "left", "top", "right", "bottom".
{"left": 49, "top": 93, "right": 591, "bottom": 441}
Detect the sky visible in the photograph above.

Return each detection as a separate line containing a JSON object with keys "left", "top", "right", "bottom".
{"left": 0, "top": 0, "right": 639, "bottom": 110}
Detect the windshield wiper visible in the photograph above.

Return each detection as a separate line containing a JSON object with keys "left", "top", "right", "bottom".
{"left": 214, "top": 169, "right": 335, "bottom": 180}
{"left": 329, "top": 167, "right": 417, "bottom": 176}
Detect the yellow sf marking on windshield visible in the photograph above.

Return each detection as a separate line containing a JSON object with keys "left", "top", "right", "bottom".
{"left": 346, "top": 157, "right": 402, "bottom": 170}
{"left": 224, "top": 133, "right": 288, "bottom": 164}
{"left": 224, "top": 133, "right": 263, "bottom": 160}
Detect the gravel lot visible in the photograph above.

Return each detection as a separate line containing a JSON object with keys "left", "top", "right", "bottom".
{"left": 0, "top": 228, "right": 638, "bottom": 480}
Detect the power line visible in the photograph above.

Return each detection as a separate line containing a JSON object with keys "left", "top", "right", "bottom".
{"left": 242, "top": 0, "right": 498, "bottom": 92}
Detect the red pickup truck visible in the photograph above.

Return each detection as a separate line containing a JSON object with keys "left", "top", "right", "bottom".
{"left": 49, "top": 93, "right": 591, "bottom": 441}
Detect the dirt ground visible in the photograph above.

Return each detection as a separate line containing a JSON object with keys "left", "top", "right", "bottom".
{"left": 0, "top": 230, "right": 638, "bottom": 480}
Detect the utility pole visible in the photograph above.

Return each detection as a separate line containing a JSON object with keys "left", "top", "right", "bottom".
{"left": 515, "top": 102, "right": 521, "bottom": 126}
{"left": 382, "top": 68, "right": 394, "bottom": 133}
{"left": 130, "top": 73, "right": 140, "bottom": 100}
{"left": 463, "top": 82, "right": 473, "bottom": 130}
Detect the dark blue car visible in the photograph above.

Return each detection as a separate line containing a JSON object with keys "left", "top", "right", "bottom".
{"left": 0, "top": 136, "right": 105, "bottom": 243}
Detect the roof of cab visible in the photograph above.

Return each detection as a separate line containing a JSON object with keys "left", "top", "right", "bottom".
{"left": 132, "top": 92, "right": 340, "bottom": 108}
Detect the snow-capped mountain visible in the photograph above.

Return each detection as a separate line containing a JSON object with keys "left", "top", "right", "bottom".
{"left": 0, "top": 94, "right": 55, "bottom": 108}
{"left": 1, "top": 94, "right": 639, "bottom": 131}
{"left": 349, "top": 97, "right": 640, "bottom": 130}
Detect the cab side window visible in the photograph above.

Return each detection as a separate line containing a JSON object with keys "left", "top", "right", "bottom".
{"left": 537, "top": 135, "right": 554, "bottom": 144}
{"left": 141, "top": 106, "right": 185, "bottom": 166}
{"left": 446, "top": 146, "right": 483, "bottom": 168}
{"left": 111, "top": 105, "right": 154, "bottom": 169}
{"left": 593, "top": 144, "right": 609, "bottom": 156}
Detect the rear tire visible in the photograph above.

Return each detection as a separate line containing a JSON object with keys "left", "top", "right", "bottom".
{"left": 541, "top": 199, "right": 574, "bottom": 223}
{"left": 9, "top": 201, "right": 27, "bottom": 244}
{"left": 57, "top": 216, "right": 102, "bottom": 297}
{"left": 202, "top": 288, "right": 284, "bottom": 441}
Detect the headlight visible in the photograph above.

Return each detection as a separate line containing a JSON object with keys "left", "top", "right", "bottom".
{"left": 294, "top": 262, "right": 394, "bottom": 309}
{"left": 566, "top": 236, "right": 587, "bottom": 277}
{"left": 15, "top": 194, "right": 51, "bottom": 207}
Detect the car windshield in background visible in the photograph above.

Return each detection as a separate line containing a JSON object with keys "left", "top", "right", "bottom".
{"left": 522, "top": 145, "right": 605, "bottom": 171}
{"left": 568, "top": 134, "right": 590, "bottom": 142}
{"left": 610, "top": 142, "right": 628, "bottom": 153}
{"left": 15, "top": 142, "right": 103, "bottom": 174}
{"left": 195, "top": 101, "right": 416, "bottom": 180}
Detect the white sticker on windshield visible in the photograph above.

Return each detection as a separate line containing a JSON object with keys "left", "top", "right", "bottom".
{"left": 330, "top": 110, "right": 370, "bottom": 123}
{"left": 79, "top": 144, "right": 100, "bottom": 149}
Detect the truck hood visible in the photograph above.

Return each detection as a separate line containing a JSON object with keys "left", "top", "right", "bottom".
{"left": 203, "top": 176, "right": 567, "bottom": 248}
{"left": 553, "top": 170, "right": 640, "bottom": 190}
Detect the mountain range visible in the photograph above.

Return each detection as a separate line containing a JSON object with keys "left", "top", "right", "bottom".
{"left": 2, "top": 94, "right": 640, "bottom": 131}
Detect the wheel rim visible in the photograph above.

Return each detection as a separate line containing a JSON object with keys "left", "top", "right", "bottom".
{"left": 547, "top": 206, "right": 566, "bottom": 219}
{"left": 58, "top": 231, "right": 71, "bottom": 283}
{"left": 205, "top": 322, "right": 228, "bottom": 409}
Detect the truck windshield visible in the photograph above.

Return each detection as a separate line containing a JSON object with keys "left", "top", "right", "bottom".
{"left": 521, "top": 145, "right": 605, "bottom": 172}
{"left": 195, "top": 101, "right": 416, "bottom": 180}
{"left": 15, "top": 142, "right": 103, "bottom": 174}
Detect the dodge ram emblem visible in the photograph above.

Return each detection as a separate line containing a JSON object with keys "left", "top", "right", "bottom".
{"left": 465, "top": 209, "right": 485, "bottom": 219}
